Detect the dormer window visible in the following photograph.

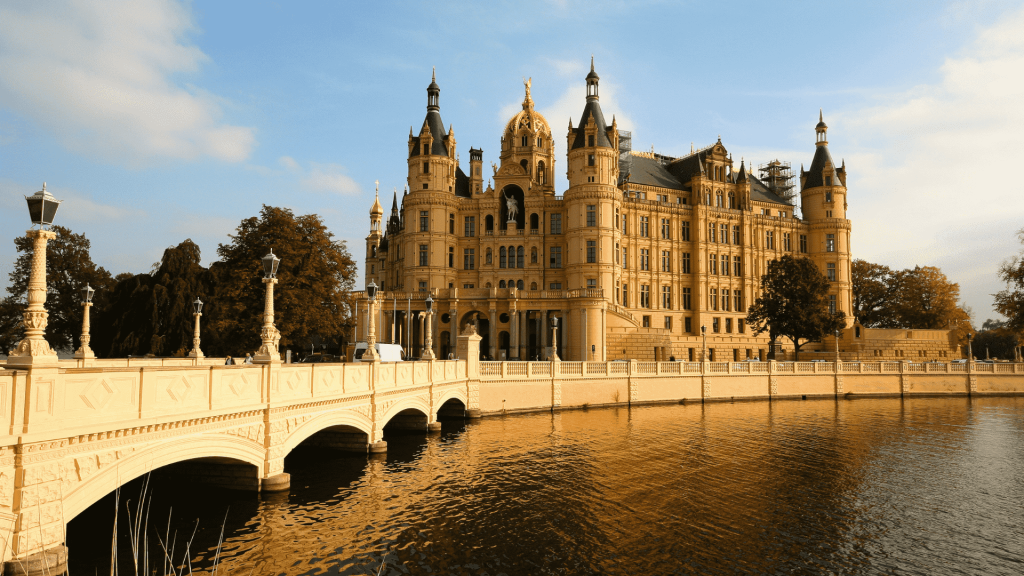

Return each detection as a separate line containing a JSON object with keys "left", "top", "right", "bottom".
{"left": 588, "top": 135, "right": 594, "bottom": 147}
{"left": 825, "top": 176, "right": 832, "bottom": 186}
{"left": 423, "top": 144, "right": 428, "bottom": 155}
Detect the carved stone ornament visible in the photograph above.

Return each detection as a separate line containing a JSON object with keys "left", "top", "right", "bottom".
{"left": 461, "top": 323, "right": 478, "bottom": 336}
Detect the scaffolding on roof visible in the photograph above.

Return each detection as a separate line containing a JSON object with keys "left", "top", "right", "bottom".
{"left": 618, "top": 130, "right": 632, "bottom": 183}
{"left": 758, "top": 159, "right": 796, "bottom": 202}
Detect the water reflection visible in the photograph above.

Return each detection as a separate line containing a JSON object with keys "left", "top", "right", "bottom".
{"left": 68, "top": 397, "right": 1024, "bottom": 575}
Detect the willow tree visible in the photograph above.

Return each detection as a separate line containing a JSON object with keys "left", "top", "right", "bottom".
{"left": 746, "top": 255, "right": 846, "bottom": 360}
{"left": 212, "top": 205, "right": 356, "bottom": 357}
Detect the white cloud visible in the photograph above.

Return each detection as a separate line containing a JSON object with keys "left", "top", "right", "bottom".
{"left": 301, "top": 162, "right": 362, "bottom": 195}
{"left": 278, "top": 156, "right": 300, "bottom": 171}
{"left": 838, "top": 5, "right": 1024, "bottom": 320}
{"left": 0, "top": 0, "right": 255, "bottom": 166}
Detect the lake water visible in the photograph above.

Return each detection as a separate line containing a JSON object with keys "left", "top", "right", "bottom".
{"left": 67, "top": 396, "right": 1024, "bottom": 575}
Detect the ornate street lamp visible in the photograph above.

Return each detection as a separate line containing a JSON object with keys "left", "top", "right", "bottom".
{"left": 255, "top": 250, "right": 282, "bottom": 363}
{"left": 189, "top": 297, "right": 204, "bottom": 359}
{"left": 364, "top": 280, "right": 379, "bottom": 361}
{"left": 835, "top": 329, "right": 841, "bottom": 367}
{"left": 967, "top": 332, "right": 973, "bottom": 361}
{"left": 701, "top": 324, "right": 707, "bottom": 363}
{"left": 550, "top": 316, "right": 560, "bottom": 361}
{"left": 8, "top": 183, "right": 61, "bottom": 367}
{"left": 74, "top": 284, "right": 96, "bottom": 360}
{"left": 421, "top": 294, "right": 436, "bottom": 360}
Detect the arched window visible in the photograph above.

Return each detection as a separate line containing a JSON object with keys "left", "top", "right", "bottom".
{"left": 508, "top": 278, "right": 515, "bottom": 289}
{"left": 728, "top": 191, "right": 736, "bottom": 209}
{"left": 499, "top": 247, "right": 506, "bottom": 268}
{"left": 485, "top": 214, "right": 494, "bottom": 231}
{"left": 530, "top": 282, "right": 538, "bottom": 290}
{"left": 705, "top": 192, "right": 711, "bottom": 205}
{"left": 538, "top": 161, "right": 546, "bottom": 185}
{"left": 531, "top": 247, "right": 538, "bottom": 263}
{"left": 499, "top": 280, "right": 506, "bottom": 288}
{"left": 716, "top": 193, "right": 723, "bottom": 207}
{"left": 485, "top": 282, "right": 491, "bottom": 288}
{"left": 517, "top": 246, "right": 525, "bottom": 268}
{"left": 520, "top": 159, "right": 529, "bottom": 174}
{"left": 537, "top": 137, "right": 542, "bottom": 147}
{"left": 530, "top": 213, "right": 539, "bottom": 230}
{"left": 486, "top": 248, "right": 492, "bottom": 264}
{"left": 517, "top": 280, "right": 524, "bottom": 290}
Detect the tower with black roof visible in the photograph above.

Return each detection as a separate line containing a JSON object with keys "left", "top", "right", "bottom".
{"left": 800, "top": 111, "right": 852, "bottom": 327}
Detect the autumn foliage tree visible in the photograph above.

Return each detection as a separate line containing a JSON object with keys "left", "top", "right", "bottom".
{"left": 852, "top": 259, "right": 972, "bottom": 336}
{"left": 1, "top": 226, "right": 114, "bottom": 354}
{"left": 746, "top": 255, "right": 846, "bottom": 360}
{"left": 212, "top": 205, "right": 356, "bottom": 357}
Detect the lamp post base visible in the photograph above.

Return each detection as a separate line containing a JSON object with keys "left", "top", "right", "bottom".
{"left": 6, "top": 339, "right": 58, "bottom": 368}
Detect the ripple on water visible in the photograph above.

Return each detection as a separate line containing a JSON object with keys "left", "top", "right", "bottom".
{"left": 67, "top": 397, "right": 1024, "bottom": 575}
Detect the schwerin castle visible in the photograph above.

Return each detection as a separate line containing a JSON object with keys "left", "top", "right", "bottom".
{"left": 357, "top": 62, "right": 956, "bottom": 363}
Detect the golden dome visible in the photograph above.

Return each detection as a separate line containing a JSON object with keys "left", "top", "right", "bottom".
{"left": 504, "top": 78, "right": 551, "bottom": 138}
{"left": 370, "top": 182, "right": 383, "bottom": 216}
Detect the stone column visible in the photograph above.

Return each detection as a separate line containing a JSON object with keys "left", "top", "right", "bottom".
{"left": 457, "top": 325, "right": 483, "bottom": 418}
{"left": 186, "top": 310, "right": 202, "bottom": 360}
{"left": 74, "top": 300, "right": 96, "bottom": 361}
{"left": 363, "top": 296, "right": 379, "bottom": 361}
{"left": 422, "top": 310, "right": 436, "bottom": 360}
{"left": 7, "top": 229, "right": 58, "bottom": 367}
{"left": 510, "top": 304, "right": 519, "bottom": 360}
{"left": 489, "top": 308, "right": 497, "bottom": 360}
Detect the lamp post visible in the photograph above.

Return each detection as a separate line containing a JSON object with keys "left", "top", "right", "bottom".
{"left": 422, "top": 294, "right": 436, "bottom": 360}
{"left": 550, "top": 316, "right": 560, "bottom": 361}
{"left": 255, "top": 250, "right": 281, "bottom": 363}
{"left": 74, "top": 284, "right": 96, "bottom": 360}
{"left": 364, "top": 281, "right": 379, "bottom": 361}
{"left": 834, "top": 329, "right": 840, "bottom": 366}
{"left": 701, "top": 324, "right": 707, "bottom": 363}
{"left": 189, "top": 297, "right": 204, "bottom": 359}
{"left": 8, "top": 183, "right": 61, "bottom": 367}
{"left": 967, "top": 332, "right": 973, "bottom": 361}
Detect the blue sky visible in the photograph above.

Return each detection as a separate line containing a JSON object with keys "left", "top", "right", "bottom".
{"left": 2, "top": 0, "right": 1023, "bottom": 323}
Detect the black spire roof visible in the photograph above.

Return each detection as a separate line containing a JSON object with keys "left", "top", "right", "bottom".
{"left": 410, "top": 68, "right": 449, "bottom": 158}
{"left": 571, "top": 58, "right": 612, "bottom": 150}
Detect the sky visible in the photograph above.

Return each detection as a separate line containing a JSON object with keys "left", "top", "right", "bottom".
{"left": 2, "top": 0, "right": 1023, "bottom": 324}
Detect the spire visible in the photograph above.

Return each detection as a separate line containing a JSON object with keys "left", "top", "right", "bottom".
{"left": 427, "top": 68, "right": 440, "bottom": 111}
{"left": 391, "top": 187, "right": 398, "bottom": 212}
{"left": 585, "top": 56, "right": 600, "bottom": 100}
{"left": 370, "top": 180, "right": 383, "bottom": 217}
{"left": 815, "top": 108, "right": 828, "bottom": 145}
{"left": 523, "top": 77, "right": 534, "bottom": 109}
{"left": 737, "top": 158, "right": 748, "bottom": 183}
{"left": 571, "top": 57, "right": 610, "bottom": 149}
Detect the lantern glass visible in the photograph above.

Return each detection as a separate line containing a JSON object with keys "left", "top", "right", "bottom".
{"left": 550, "top": 316, "right": 558, "bottom": 328}
{"left": 701, "top": 325, "right": 706, "bottom": 334}
{"left": 261, "top": 250, "right": 280, "bottom": 278}
{"left": 193, "top": 297, "right": 203, "bottom": 314}
{"left": 25, "top": 183, "right": 61, "bottom": 227}
{"left": 367, "top": 280, "right": 377, "bottom": 300}
{"left": 82, "top": 284, "right": 94, "bottom": 304}
{"left": 425, "top": 294, "right": 433, "bottom": 312}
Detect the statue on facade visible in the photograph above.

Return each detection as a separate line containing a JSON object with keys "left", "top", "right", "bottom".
{"left": 504, "top": 191, "right": 518, "bottom": 223}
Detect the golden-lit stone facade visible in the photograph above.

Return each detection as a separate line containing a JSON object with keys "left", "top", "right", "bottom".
{"left": 359, "top": 64, "right": 853, "bottom": 362}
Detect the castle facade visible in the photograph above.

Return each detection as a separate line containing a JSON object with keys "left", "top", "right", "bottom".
{"left": 358, "top": 63, "right": 852, "bottom": 362}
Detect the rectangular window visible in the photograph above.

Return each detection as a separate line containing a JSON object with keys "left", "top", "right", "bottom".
{"left": 732, "top": 225, "right": 740, "bottom": 245}
{"left": 640, "top": 216, "right": 649, "bottom": 237}
{"left": 642, "top": 315, "right": 650, "bottom": 328}
{"left": 726, "top": 318, "right": 733, "bottom": 333}
{"left": 464, "top": 216, "right": 476, "bottom": 237}
{"left": 783, "top": 232, "right": 791, "bottom": 251}
{"left": 734, "top": 255, "right": 741, "bottom": 276}
{"left": 722, "top": 289, "right": 730, "bottom": 311}
{"left": 588, "top": 154, "right": 595, "bottom": 166}
{"left": 622, "top": 283, "right": 629, "bottom": 307}
{"left": 827, "top": 262, "right": 836, "bottom": 281}
{"left": 622, "top": 214, "right": 628, "bottom": 234}
{"left": 829, "top": 294, "right": 837, "bottom": 314}
{"left": 734, "top": 291, "right": 742, "bottom": 312}
{"left": 661, "top": 219, "right": 671, "bottom": 239}
{"left": 738, "top": 318, "right": 745, "bottom": 333}
{"left": 419, "top": 211, "right": 429, "bottom": 232}
{"left": 681, "top": 221, "right": 690, "bottom": 241}
{"left": 827, "top": 233, "right": 836, "bottom": 252}
{"left": 449, "top": 213, "right": 455, "bottom": 234}
{"left": 685, "top": 317, "right": 692, "bottom": 333}
{"left": 640, "top": 249, "right": 649, "bottom": 270}
{"left": 622, "top": 246, "right": 628, "bottom": 269}
{"left": 661, "top": 285, "right": 672, "bottom": 309}
{"left": 721, "top": 254, "right": 729, "bottom": 276}
{"left": 766, "top": 230, "right": 775, "bottom": 249}
{"left": 682, "top": 252, "right": 691, "bottom": 274}
{"left": 709, "top": 222, "right": 716, "bottom": 243}
{"left": 550, "top": 213, "right": 562, "bottom": 234}
{"left": 418, "top": 281, "right": 427, "bottom": 291}
{"left": 423, "top": 162, "right": 429, "bottom": 174}
{"left": 587, "top": 240, "right": 597, "bottom": 263}
{"left": 586, "top": 205, "right": 597, "bottom": 227}
{"left": 419, "top": 244, "right": 428, "bottom": 266}
{"left": 463, "top": 248, "right": 475, "bottom": 270}
{"left": 682, "top": 287, "right": 692, "bottom": 310}
{"left": 640, "top": 285, "right": 651, "bottom": 308}
{"left": 463, "top": 284, "right": 475, "bottom": 289}
{"left": 710, "top": 288, "right": 718, "bottom": 311}
{"left": 661, "top": 250, "right": 671, "bottom": 272}
{"left": 713, "top": 317, "right": 720, "bottom": 333}
{"left": 448, "top": 246, "right": 454, "bottom": 268}
{"left": 550, "top": 283, "right": 562, "bottom": 290}
{"left": 710, "top": 254, "right": 717, "bottom": 275}
{"left": 550, "top": 246, "right": 562, "bottom": 268}
{"left": 588, "top": 134, "right": 595, "bottom": 147}
{"left": 587, "top": 278, "right": 597, "bottom": 288}
{"left": 665, "top": 316, "right": 673, "bottom": 330}
{"left": 615, "top": 242, "right": 620, "bottom": 265}
{"left": 800, "top": 234, "right": 808, "bottom": 253}
{"left": 720, "top": 224, "right": 728, "bottom": 244}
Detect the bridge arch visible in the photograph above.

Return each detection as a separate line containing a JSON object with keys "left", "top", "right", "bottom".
{"left": 280, "top": 411, "right": 374, "bottom": 457}
{"left": 434, "top": 388, "right": 468, "bottom": 411}
{"left": 381, "top": 396, "right": 431, "bottom": 428}
{"left": 62, "top": 434, "right": 265, "bottom": 523}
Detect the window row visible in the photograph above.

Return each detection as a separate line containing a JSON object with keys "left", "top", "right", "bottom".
{"left": 422, "top": 213, "right": 565, "bottom": 235}
{"left": 707, "top": 288, "right": 744, "bottom": 312}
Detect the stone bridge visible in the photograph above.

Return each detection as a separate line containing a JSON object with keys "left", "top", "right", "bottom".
{"left": 0, "top": 332, "right": 482, "bottom": 574}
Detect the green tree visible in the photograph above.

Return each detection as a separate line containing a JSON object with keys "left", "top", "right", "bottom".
{"left": 746, "top": 255, "right": 846, "bottom": 360}
{"left": 852, "top": 259, "right": 897, "bottom": 327}
{"left": 3, "top": 226, "right": 114, "bottom": 354}
{"left": 102, "top": 239, "right": 215, "bottom": 357}
{"left": 891, "top": 266, "right": 971, "bottom": 330}
{"left": 212, "top": 205, "right": 356, "bottom": 357}
{"left": 994, "top": 228, "right": 1024, "bottom": 334}
{"left": 973, "top": 319, "right": 1018, "bottom": 360}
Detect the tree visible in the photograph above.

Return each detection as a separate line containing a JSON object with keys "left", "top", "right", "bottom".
{"left": 973, "top": 319, "right": 1018, "bottom": 360}
{"left": 746, "top": 255, "right": 846, "bottom": 360}
{"left": 212, "top": 206, "right": 356, "bottom": 357}
{"left": 4, "top": 226, "right": 114, "bottom": 354}
{"left": 890, "top": 266, "right": 971, "bottom": 330}
{"left": 994, "top": 228, "right": 1024, "bottom": 334}
{"left": 852, "top": 259, "right": 897, "bottom": 327}
{"left": 101, "top": 239, "right": 216, "bottom": 358}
